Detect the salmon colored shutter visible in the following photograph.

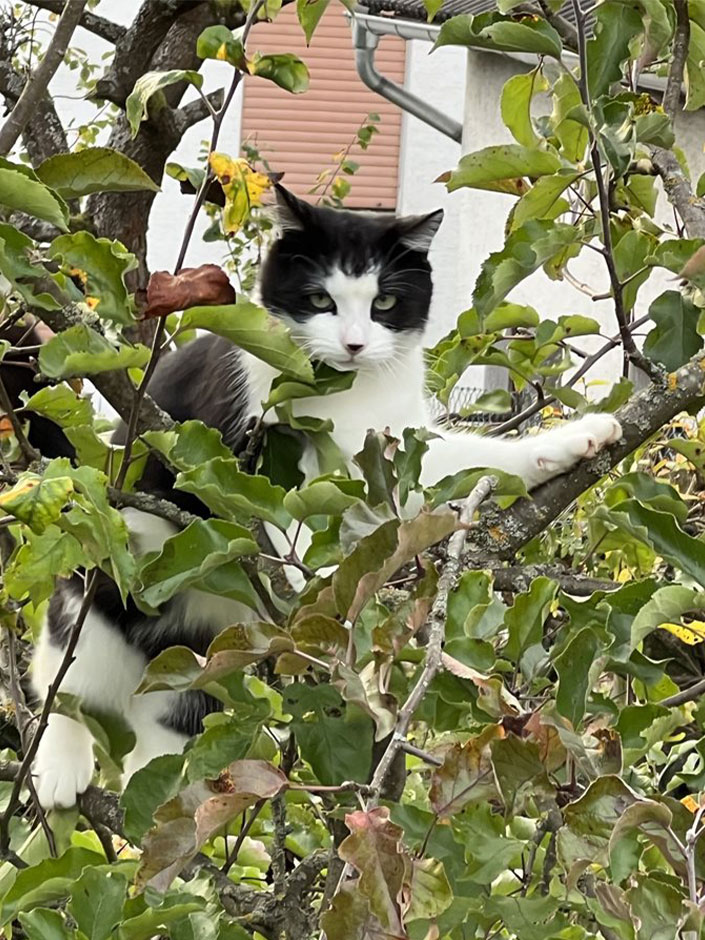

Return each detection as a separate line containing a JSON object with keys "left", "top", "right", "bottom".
{"left": 240, "top": 6, "right": 406, "bottom": 209}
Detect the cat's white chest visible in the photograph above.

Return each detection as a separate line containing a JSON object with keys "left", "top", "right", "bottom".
{"left": 243, "top": 351, "right": 429, "bottom": 467}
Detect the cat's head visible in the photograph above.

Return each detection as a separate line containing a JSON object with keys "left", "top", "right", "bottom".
{"left": 258, "top": 185, "right": 443, "bottom": 370}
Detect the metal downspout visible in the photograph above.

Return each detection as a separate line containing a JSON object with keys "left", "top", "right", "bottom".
{"left": 352, "top": 11, "right": 463, "bottom": 144}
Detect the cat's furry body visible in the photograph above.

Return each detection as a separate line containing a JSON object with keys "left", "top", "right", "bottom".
{"left": 31, "top": 187, "right": 621, "bottom": 809}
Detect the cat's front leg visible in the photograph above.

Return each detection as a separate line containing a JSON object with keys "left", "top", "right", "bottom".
{"left": 523, "top": 413, "right": 622, "bottom": 488}
{"left": 33, "top": 712, "right": 95, "bottom": 810}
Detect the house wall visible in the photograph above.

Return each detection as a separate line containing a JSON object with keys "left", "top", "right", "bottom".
{"left": 395, "top": 39, "right": 467, "bottom": 344}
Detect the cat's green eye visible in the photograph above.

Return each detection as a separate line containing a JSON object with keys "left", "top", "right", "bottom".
{"left": 373, "top": 294, "right": 397, "bottom": 311}
{"left": 308, "top": 292, "right": 335, "bottom": 310}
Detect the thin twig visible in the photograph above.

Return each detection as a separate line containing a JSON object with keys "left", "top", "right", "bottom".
{"left": 659, "top": 677, "right": 705, "bottom": 708}
{"left": 0, "top": 373, "right": 39, "bottom": 463}
{"left": 367, "top": 475, "right": 497, "bottom": 804}
{"left": 0, "top": 0, "right": 87, "bottom": 156}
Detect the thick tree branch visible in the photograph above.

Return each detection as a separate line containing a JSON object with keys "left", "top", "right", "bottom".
{"left": 466, "top": 352, "right": 705, "bottom": 563}
{"left": 93, "top": 0, "right": 198, "bottom": 107}
{"left": 0, "top": 0, "right": 87, "bottom": 157}
{"left": 651, "top": 147, "right": 705, "bottom": 239}
{"left": 22, "top": 0, "right": 125, "bottom": 44}
{"left": 662, "top": 0, "right": 689, "bottom": 119}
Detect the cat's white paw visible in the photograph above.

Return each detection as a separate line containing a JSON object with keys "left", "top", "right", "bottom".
{"left": 32, "top": 714, "right": 94, "bottom": 809}
{"left": 529, "top": 413, "right": 622, "bottom": 485}
{"left": 563, "top": 413, "right": 623, "bottom": 460}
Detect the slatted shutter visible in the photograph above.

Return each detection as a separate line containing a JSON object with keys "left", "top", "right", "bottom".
{"left": 240, "top": 5, "right": 406, "bottom": 209}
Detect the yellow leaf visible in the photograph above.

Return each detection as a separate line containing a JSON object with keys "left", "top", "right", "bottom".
{"left": 85, "top": 296, "right": 100, "bottom": 310}
{"left": 216, "top": 42, "right": 229, "bottom": 61}
{"left": 209, "top": 152, "right": 272, "bottom": 234}
{"left": 658, "top": 621, "right": 705, "bottom": 645}
{"left": 681, "top": 794, "right": 699, "bottom": 813}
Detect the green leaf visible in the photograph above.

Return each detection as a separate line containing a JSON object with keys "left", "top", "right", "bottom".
{"left": 284, "top": 683, "right": 374, "bottom": 784}
{"left": 296, "top": 0, "right": 331, "bottom": 42}
{"left": 142, "top": 419, "right": 233, "bottom": 471}
{"left": 0, "top": 167, "right": 69, "bottom": 231}
{"left": 0, "top": 474, "right": 73, "bottom": 534}
{"left": 120, "top": 753, "right": 186, "bottom": 843}
{"left": 500, "top": 70, "right": 548, "bottom": 147}
{"left": 284, "top": 478, "right": 362, "bottom": 521}
{"left": 137, "top": 519, "right": 258, "bottom": 609}
{"left": 613, "top": 229, "right": 654, "bottom": 312}
{"left": 504, "top": 576, "right": 557, "bottom": 665}
{"left": 248, "top": 53, "right": 310, "bottom": 93}
{"left": 18, "top": 909, "right": 71, "bottom": 940}
{"left": 434, "top": 12, "right": 562, "bottom": 58}
{"left": 685, "top": 20, "right": 705, "bottom": 110}
{"left": 39, "top": 325, "right": 149, "bottom": 379}
{"left": 608, "top": 500, "right": 705, "bottom": 589}
{"left": 125, "top": 70, "right": 203, "bottom": 137}
{"left": 176, "top": 458, "right": 290, "bottom": 528}
{"left": 0, "top": 223, "right": 72, "bottom": 311}
{"left": 179, "top": 302, "right": 313, "bottom": 381}
{"left": 422, "top": 0, "right": 443, "bottom": 20}
{"left": 67, "top": 868, "right": 127, "bottom": 940}
{"left": 554, "top": 626, "right": 601, "bottom": 727}
{"left": 473, "top": 220, "right": 579, "bottom": 318}
{"left": 48, "top": 232, "right": 138, "bottom": 325}
{"left": 646, "top": 238, "right": 705, "bottom": 288}
{"left": 196, "top": 25, "right": 245, "bottom": 66}
{"left": 630, "top": 585, "right": 705, "bottom": 649}
{"left": 483, "top": 302, "right": 539, "bottom": 332}
{"left": 551, "top": 72, "right": 588, "bottom": 163}
{"left": 442, "top": 144, "right": 561, "bottom": 195}
{"left": 510, "top": 170, "right": 578, "bottom": 231}
{"left": 42, "top": 460, "right": 135, "bottom": 599}
{"left": 586, "top": 1, "right": 644, "bottom": 98}
{"left": 643, "top": 289, "right": 703, "bottom": 371}
{"left": 1, "top": 848, "right": 105, "bottom": 923}
{"left": 490, "top": 736, "right": 553, "bottom": 815}
{"left": 36, "top": 148, "right": 159, "bottom": 199}
{"left": 407, "top": 858, "right": 452, "bottom": 921}
{"left": 6, "top": 527, "right": 87, "bottom": 604}
{"left": 25, "top": 385, "right": 94, "bottom": 429}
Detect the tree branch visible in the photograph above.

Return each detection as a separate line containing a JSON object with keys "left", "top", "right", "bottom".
{"left": 92, "top": 0, "right": 195, "bottom": 107}
{"left": 486, "top": 565, "right": 618, "bottom": 596}
{"left": 0, "top": 0, "right": 87, "bottom": 157}
{"left": 662, "top": 0, "right": 689, "bottom": 119}
{"left": 21, "top": 0, "right": 125, "bottom": 44}
{"left": 175, "top": 88, "right": 226, "bottom": 134}
{"left": 466, "top": 351, "right": 705, "bottom": 563}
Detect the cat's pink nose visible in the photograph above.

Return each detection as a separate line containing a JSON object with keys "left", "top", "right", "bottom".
{"left": 345, "top": 343, "right": 364, "bottom": 356}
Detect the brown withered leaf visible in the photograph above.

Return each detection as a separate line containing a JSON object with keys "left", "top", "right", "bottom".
{"left": 142, "top": 263, "right": 235, "bottom": 320}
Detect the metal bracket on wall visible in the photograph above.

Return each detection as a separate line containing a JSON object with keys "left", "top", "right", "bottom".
{"left": 352, "top": 8, "right": 463, "bottom": 144}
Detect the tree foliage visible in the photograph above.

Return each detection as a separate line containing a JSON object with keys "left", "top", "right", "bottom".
{"left": 0, "top": 1, "right": 705, "bottom": 939}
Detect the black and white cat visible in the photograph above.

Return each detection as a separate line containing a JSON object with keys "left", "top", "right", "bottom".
{"left": 31, "top": 186, "right": 622, "bottom": 809}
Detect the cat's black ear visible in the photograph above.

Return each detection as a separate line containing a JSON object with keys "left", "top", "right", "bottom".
{"left": 274, "top": 184, "right": 312, "bottom": 231}
{"left": 396, "top": 209, "right": 444, "bottom": 253}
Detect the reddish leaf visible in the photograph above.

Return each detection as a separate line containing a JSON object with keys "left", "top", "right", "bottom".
{"left": 136, "top": 759, "right": 288, "bottom": 891}
{"left": 338, "top": 807, "right": 409, "bottom": 936}
{"left": 142, "top": 263, "right": 235, "bottom": 319}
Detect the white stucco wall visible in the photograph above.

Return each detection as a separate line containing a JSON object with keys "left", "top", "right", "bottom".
{"left": 395, "top": 39, "right": 467, "bottom": 344}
